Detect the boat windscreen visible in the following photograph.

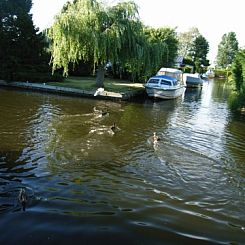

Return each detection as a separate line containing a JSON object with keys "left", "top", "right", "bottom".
{"left": 160, "top": 80, "right": 172, "bottom": 86}
{"left": 148, "top": 79, "right": 159, "bottom": 84}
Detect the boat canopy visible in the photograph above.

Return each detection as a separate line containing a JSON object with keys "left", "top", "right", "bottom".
{"left": 156, "top": 67, "right": 183, "bottom": 82}
{"left": 157, "top": 67, "right": 183, "bottom": 75}
{"left": 150, "top": 75, "right": 177, "bottom": 82}
{"left": 147, "top": 75, "right": 178, "bottom": 86}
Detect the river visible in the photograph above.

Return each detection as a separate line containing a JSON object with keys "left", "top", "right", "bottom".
{"left": 0, "top": 79, "right": 244, "bottom": 244}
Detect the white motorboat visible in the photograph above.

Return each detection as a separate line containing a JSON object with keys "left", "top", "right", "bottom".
{"left": 144, "top": 75, "right": 186, "bottom": 99}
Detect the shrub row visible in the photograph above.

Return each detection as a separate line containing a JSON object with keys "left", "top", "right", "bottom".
{"left": 0, "top": 70, "right": 64, "bottom": 83}
{"left": 214, "top": 69, "right": 227, "bottom": 78}
{"left": 13, "top": 71, "right": 64, "bottom": 83}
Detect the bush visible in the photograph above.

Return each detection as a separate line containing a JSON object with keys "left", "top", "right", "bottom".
{"left": 214, "top": 69, "right": 227, "bottom": 78}
{"left": 14, "top": 71, "right": 64, "bottom": 83}
{"left": 229, "top": 90, "right": 245, "bottom": 112}
{"left": 182, "top": 66, "right": 192, "bottom": 73}
{"left": 0, "top": 62, "right": 64, "bottom": 83}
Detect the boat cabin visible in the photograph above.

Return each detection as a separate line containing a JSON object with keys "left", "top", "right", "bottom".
{"left": 156, "top": 67, "right": 183, "bottom": 82}
{"left": 146, "top": 75, "right": 179, "bottom": 88}
{"left": 144, "top": 74, "right": 186, "bottom": 99}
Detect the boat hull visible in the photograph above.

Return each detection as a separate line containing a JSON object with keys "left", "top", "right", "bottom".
{"left": 186, "top": 82, "right": 203, "bottom": 88}
{"left": 145, "top": 86, "right": 186, "bottom": 99}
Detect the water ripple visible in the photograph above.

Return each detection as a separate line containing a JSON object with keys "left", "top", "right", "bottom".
{"left": 1, "top": 84, "right": 245, "bottom": 244}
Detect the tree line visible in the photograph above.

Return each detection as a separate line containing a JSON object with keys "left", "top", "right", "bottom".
{"left": 0, "top": 0, "right": 210, "bottom": 85}
{"left": 47, "top": 0, "right": 212, "bottom": 86}
{"left": 215, "top": 32, "right": 244, "bottom": 112}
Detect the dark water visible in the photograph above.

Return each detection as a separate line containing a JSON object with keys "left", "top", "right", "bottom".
{"left": 0, "top": 80, "right": 244, "bottom": 244}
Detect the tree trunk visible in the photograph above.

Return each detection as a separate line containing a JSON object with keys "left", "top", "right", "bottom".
{"left": 96, "top": 65, "right": 105, "bottom": 88}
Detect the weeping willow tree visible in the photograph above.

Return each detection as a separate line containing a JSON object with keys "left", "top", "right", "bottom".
{"left": 48, "top": 0, "right": 175, "bottom": 86}
{"left": 48, "top": 0, "right": 147, "bottom": 87}
{"left": 143, "top": 27, "right": 178, "bottom": 75}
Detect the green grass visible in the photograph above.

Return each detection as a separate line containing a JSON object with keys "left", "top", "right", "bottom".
{"left": 48, "top": 76, "right": 144, "bottom": 93}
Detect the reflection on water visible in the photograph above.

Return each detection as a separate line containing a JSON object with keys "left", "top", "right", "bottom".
{"left": 0, "top": 81, "right": 245, "bottom": 244}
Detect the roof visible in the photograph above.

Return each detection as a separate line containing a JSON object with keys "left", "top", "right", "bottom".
{"left": 157, "top": 67, "right": 183, "bottom": 74}
{"left": 175, "top": 56, "right": 184, "bottom": 64}
{"left": 150, "top": 75, "right": 177, "bottom": 81}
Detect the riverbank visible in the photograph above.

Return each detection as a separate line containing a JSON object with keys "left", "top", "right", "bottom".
{"left": 0, "top": 79, "right": 145, "bottom": 101}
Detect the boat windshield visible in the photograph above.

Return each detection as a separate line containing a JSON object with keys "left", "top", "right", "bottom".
{"left": 148, "top": 79, "right": 159, "bottom": 84}
{"left": 172, "top": 81, "right": 178, "bottom": 86}
{"left": 160, "top": 80, "right": 172, "bottom": 86}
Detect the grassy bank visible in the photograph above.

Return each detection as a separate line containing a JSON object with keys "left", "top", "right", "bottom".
{"left": 48, "top": 76, "right": 144, "bottom": 93}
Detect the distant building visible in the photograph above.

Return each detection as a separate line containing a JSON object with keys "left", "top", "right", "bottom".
{"left": 175, "top": 56, "right": 184, "bottom": 67}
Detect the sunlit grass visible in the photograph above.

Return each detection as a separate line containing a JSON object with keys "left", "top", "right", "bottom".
{"left": 48, "top": 76, "right": 144, "bottom": 93}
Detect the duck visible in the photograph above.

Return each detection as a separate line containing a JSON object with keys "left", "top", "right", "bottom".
{"left": 153, "top": 132, "right": 161, "bottom": 143}
{"left": 18, "top": 188, "right": 28, "bottom": 211}
{"left": 93, "top": 107, "right": 109, "bottom": 117}
{"left": 101, "top": 110, "right": 109, "bottom": 116}
{"left": 110, "top": 122, "right": 118, "bottom": 133}
{"left": 93, "top": 106, "right": 100, "bottom": 113}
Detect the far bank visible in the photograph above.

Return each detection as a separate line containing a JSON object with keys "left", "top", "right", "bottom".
{"left": 0, "top": 76, "right": 145, "bottom": 101}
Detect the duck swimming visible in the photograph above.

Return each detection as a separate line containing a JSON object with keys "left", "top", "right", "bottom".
{"left": 101, "top": 110, "right": 109, "bottom": 116}
{"left": 93, "top": 107, "right": 109, "bottom": 117}
{"left": 153, "top": 132, "right": 161, "bottom": 143}
{"left": 110, "top": 122, "right": 118, "bottom": 133}
{"left": 18, "top": 188, "right": 28, "bottom": 211}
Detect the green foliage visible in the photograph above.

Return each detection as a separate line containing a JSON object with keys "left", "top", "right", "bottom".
{"left": 183, "top": 57, "right": 194, "bottom": 66}
{"left": 178, "top": 27, "right": 200, "bottom": 57}
{"left": 182, "top": 66, "right": 192, "bottom": 73}
{"left": 13, "top": 71, "right": 64, "bottom": 83}
{"left": 229, "top": 89, "right": 245, "bottom": 112}
{"left": 232, "top": 60, "right": 243, "bottom": 91}
{"left": 191, "top": 36, "right": 209, "bottom": 62}
{"left": 143, "top": 27, "right": 178, "bottom": 75}
{"left": 229, "top": 49, "right": 245, "bottom": 112}
{"left": 0, "top": 0, "right": 49, "bottom": 81}
{"left": 190, "top": 35, "right": 209, "bottom": 73}
{"left": 178, "top": 28, "right": 209, "bottom": 73}
{"left": 216, "top": 32, "right": 239, "bottom": 68}
{"left": 48, "top": 0, "right": 144, "bottom": 78}
{"left": 232, "top": 50, "right": 245, "bottom": 91}
{"left": 48, "top": 0, "right": 179, "bottom": 85}
{"left": 213, "top": 69, "right": 227, "bottom": 78}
